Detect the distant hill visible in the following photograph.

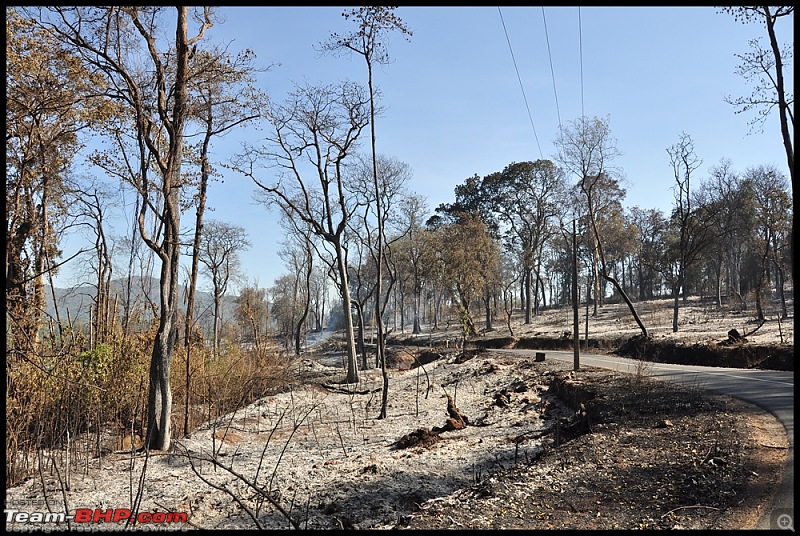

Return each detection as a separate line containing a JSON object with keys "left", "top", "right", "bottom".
{"left": 45, "top": 276, "right": 238, "bottom": 333}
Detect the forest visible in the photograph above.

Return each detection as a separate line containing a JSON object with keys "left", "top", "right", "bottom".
{"left": 5, "top": 5, "right": 793, "bottom": 512}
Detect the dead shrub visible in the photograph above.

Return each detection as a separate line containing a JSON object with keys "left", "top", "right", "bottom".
{"left": 6, "top": 325, "right": 293, "bottom": 488}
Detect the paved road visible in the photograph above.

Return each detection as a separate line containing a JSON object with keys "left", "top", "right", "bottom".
{"left": 496, "top": 348, "right": 794, "bottom": 531}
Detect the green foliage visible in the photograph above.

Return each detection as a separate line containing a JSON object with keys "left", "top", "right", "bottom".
{"left": 458, "top": 305, "right": 473, "bottom": 340}
{"left": 78, "top": 343, "right": 115, "bottom": 383}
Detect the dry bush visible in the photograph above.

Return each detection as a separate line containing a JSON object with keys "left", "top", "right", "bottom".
{"left": 171, "top": 343, "right": 294, "bottom": 434}
{"left": 6, "top": 324, "right": 293, "bottom": 489}
{"left": 5, "top": 328, "right": 150, "bottom": 487}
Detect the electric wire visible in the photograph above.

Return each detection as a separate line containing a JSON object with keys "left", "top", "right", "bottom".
{"left": 497, "top": 6, "right": 543, "bottom": 159}
{"left": 579, "top": 6, "right": 585, "bottom": 119}
{"left": 541, "top": 7, "right": 562, "bottom": 130}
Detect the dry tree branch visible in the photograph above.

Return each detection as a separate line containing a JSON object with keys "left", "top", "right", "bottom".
{"left": 175, "top": 400, "right": 320, "bottom": 530}
{"left": 742, "top": 318, "right": 766, "bottom": 338}
{"left": 182, "top": 448, "right": 266, "bottom": 529}
{"left": 178, "top": 444, "right": 301, "bottom": 530}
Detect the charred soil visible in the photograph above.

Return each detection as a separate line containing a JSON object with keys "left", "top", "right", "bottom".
{"left": 391, "top": 352, "right": 789, "bottom": 530}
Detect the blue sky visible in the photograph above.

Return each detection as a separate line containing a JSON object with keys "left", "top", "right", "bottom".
{"left": 56, "top": 6, "right": 793, "bottom": 293}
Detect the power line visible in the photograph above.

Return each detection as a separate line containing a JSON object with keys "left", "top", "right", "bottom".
{"left": 541, "top": 7, "right": 562, "bottom": 130}
{"left": 498, "top": 6, "right": 543, "bottom": 159}
{"left": 579, "top": 6, "right": 585, "bottom": 119}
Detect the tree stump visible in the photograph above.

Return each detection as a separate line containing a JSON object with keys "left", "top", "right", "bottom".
{"left": 433, "top": 394, "right": 469, "bottom": 432}
{"left": 727, "top": 328, "right": 745, "bottom": 343}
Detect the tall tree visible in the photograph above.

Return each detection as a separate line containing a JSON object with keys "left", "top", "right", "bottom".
{"left": 720, "top": 6, "right": 794, "bottom": 187}
{"left": 721, "top": 6, "right": 795, "bottom": 298}
{"left": 395, "top": 194, "right": 431, "bottom": 335}
{"left": 276, "top": 209, "right": 316, "bottom": 356}
{"left": 35, "top": 6, "right": 214, "bottom": 450}
{"left": 321, "top": 7, "right": 412, "bottom": 418}
{"left": 6, "top": 9, "right": 110, "bottom": 361}
{"left": 743, "top": 164, "right": 792, "bottom": 320}
{"left": 348, "top": 154, "right": 413, "bottom": 361}
{"left": 432, "top": 173, "right": 500, "bottom": 236}
{"left": 198, "top": 220, "right": 250, "bottom": 358}
{"left": 239, "top": 81, "right": 370, "bottom": 384}
{"left": 485, "top": 160, "right": 566, "bottom": 323}
{"left": 665, "top": 133, "right": 720, "bottom": 332}
{"left": 555, "top": 115, "right": 648, "bottom": 337}
{"left": 181, "top": 45, "right": 265, "bottom": 433}
{"left": 70, "top": 182, "right": 117, "bottom": 347}
{"left": 700, "top": 160, "right": 753, "bottom": 308}
{"left": 628, "top": 206, "right": 668, "bottom": 300}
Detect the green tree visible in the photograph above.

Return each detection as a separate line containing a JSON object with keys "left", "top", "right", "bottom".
{"left": 485, "top": 160, "right": 566, "bottom": 323}
{"left": 439, "top": 214, "right": 500, "bottom": 337}
{"left": 627, "top": 206, "right": 668, "bottom": 300}
{"left": 699, "top": 160, "right": 754, "bottom": 308}
{"left": 743, "top": 164, "right": 792, "bottom": 320}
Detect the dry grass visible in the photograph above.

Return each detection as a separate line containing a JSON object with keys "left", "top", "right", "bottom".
{"left": 5, "top": 326, "right": 294, "bottom": 490}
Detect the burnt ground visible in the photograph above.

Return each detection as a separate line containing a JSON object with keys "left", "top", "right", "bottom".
{"left": 389, "top": 353, "right": 789, "bottom": 530}
{"left": 4, "top": 346, "right": 789, "bottom": 530}
{"left": 379, "top": 316, "right": 792, "bottom": 530}
{"left": 392, "top": 332, "right": 793, "bottom": 372}
{"left": 5, "top": 298, "right": 791, "bottom": 530}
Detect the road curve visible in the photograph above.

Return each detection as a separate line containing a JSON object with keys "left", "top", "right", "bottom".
{"left": 495, "top": 348, "right": 794, "bottom": 531}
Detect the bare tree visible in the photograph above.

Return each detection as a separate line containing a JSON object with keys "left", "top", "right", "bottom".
{"left": 348, "top": 153, "right": 413, "bottom": 367}
{"left": 321, "top": 7, "right": 412, "bottom": 415}
{"left": 238, "top": 81, "right": 370, "bottom": 384}
{"left": 555, "top": 115, "right": 648, "bottom": 337}
{"left": 198, "top": 220, "right": 251, "bottom": 358}
{"left": 395, "top": 194, "right": 431, "bottom": 335}
{"left": 665, "top": 133, "right": 720, "bottom": 332}
{"left": 720, "top": 6, "right": 794, "bottom": 186}
{"left": 275, "top": 213, "right": 316, "bottom": 356}
{"left": 699, "top": 160, "right": 752, "bottom": 308}
{"left": 181, "top": 45, "right": 266, "bottom": 433}
{"left": 499, "top": 255, "right": 521, "bottom": 336}
{"left": 309, "top": 266, "right": 329, "bottom": 332}
{"left": 69, "top": 182, "right": 118, "bottom": 347}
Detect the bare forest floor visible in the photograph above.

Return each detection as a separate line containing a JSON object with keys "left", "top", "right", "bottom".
{"left": 391, "top": 295, "right": 793, "bottom": 366}
{"left": 4, "top": 295, "right": 793, "bottom": 530}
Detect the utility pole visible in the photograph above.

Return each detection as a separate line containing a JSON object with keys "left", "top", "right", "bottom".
{"left": 572, "top": 217, "right": 580, "bottom": 370}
